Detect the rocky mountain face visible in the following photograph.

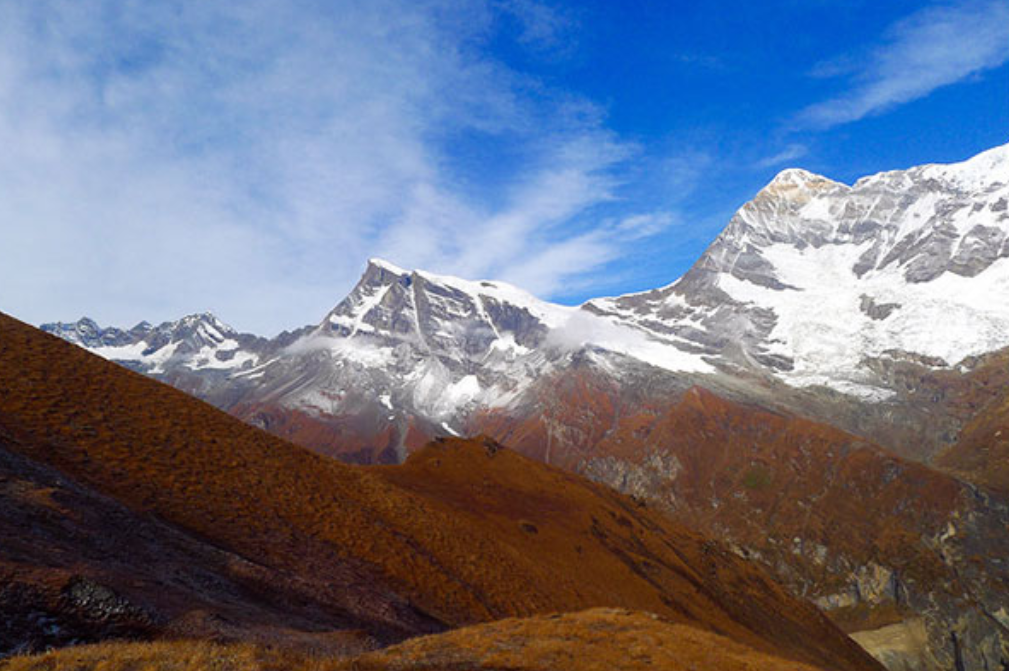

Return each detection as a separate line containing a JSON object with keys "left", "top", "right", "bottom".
{"left": 170, "top": 258, "right": 709, "bottom": 462}
{"left": 42, "top": 142, "right": 1009, "bottom": 670}
{"left": 587, "top": 142, "right": 1009, "bottom": 458}
{"left": 46, "top": 144, "right": 1009, "bottom": 460}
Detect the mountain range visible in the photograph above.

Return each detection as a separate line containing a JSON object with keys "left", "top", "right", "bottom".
{"left": 39, "top": 141, "right": 1009, "bottom": 670}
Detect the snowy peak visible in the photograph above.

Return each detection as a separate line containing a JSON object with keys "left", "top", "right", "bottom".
{"left": 672, "top": 143, "right": 1009, "bottom": 395}
{"left": 366, "top": 257, "right": 410, "bottom": 275}
{"left": 719, "top": 143, "right": 1009, "bottom": 278}
{"left": 42, "top": 313, "right": 262, "bottom": 375}
{"left": 320, "top": 258, "right": 570, "bottom": 359}
{"left": 857, "top": 140, "right": 1009, "bottom": 192}
{"left": 589, "top": 142, "right": 1009, "bottom": 401}
{"left": 943, "top": 140, "right": 1009, "bottom": 189}
{"left": 42, "top": 317, "right": 134, "bottom": 349}
{"left": 44, "top": 142, "right": 1009, "bottom": 414}
{"left": 760, "top": 168, "right": 846, "bottom": 198}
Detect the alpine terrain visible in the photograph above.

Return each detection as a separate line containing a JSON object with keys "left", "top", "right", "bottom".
{"left": 0, "top": 311, "right": 880, "bottom": 671}
{"left": 42, "top": 141, "right": 1009, "bottom": 670}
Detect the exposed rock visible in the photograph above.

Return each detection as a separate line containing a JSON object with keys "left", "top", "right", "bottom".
{"left": 859, "top": 295, "right": 900, "bottom": 321}
{"left": 850, "top": 620, "right": 935, "bottom": 671}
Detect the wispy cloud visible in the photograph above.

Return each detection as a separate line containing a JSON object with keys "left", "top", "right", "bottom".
{"left": 615, "top": 212, "right": 677, "bottom": 240}
{"left": 0, "top": 0, "right": 680, "bottom": 334}
{"left": 497, "top": 0, "right": 576, "bottom": 53}
{"left": 756, "top": 144, "right": 808, "bottom": 168}
{"left": 797, "top": 0, "right": 1009, "bottom": 128}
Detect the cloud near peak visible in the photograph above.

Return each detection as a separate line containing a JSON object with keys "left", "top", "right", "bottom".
{"left": 797, "top": 0, "right": 1009, "bottom": 129}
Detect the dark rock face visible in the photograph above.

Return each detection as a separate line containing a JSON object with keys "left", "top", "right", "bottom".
{"left": 859, "top": 295, "right": 900, "bottom": 321}
{"left": 1, "top": 578, "right": 154, "bottom": 657}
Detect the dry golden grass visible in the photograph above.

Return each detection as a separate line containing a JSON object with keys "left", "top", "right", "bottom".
{"left": 0, "top": 640, "right": 303, "bottom": 671}
{"left": 1, "top": 609, "right": 832, "bottom": 671}
{"left": 350, "top": 608, "right": 834, "bottom": 671}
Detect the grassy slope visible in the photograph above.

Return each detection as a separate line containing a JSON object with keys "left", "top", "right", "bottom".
{"left": 1, "top": 609, "right": 831, "bottom": 671}
{"left": 934, "top": 351, "right": 1009, "bottom": 496}
{"left": 0, "top": 312, "right": 880, "bottom": 671}
{"left": 474, "top": 372, "right": 968, "bottom": 596}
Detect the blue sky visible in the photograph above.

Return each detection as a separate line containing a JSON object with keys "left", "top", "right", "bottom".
{"left": 0, "top": 0, "right": 1007, "bottom": 335}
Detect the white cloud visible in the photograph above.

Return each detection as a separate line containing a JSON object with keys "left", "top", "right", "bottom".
{"left": 756, "top": 144, "right": 808, "bottom": 168}
{"left": 0, "top": 0, "right": 680, "bottom": 335}
{"left": 615, "top": 212, "right": 677, "bottom": 239}
{"left": 797, "top": 0, "right": 1009, "bottom": 128}
{"left": 497, "top": 0, "right": 576, "bottom": 53}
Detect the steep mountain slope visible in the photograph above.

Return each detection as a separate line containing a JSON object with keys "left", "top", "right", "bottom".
{"left": 471, "top": 371, "right": 1009, "bottom": 670}
{"left": 0, "top": 312, "right": 880, "bottom": 671}
{"left": 934, "top": 350, "right": 1009, "bottom": 496}
{"left": 194, "top": 258, "right": 711, "bottom": 462}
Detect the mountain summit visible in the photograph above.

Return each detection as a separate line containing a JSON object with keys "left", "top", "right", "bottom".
{"left": 42, "top": 313, "right": 265, "bottom": 376}
{"left": 591, "top": 141, "right": 1009, "bottom": 399}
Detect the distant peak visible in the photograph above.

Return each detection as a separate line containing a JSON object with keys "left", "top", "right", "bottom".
{"left": 764, "top": 168, "right": 843, "bottom": 191}
{"left": 854, "top": 140, "right": 1009, "bottom": 190}
{"left": 172, "top": 312, "right": 236, "bottom": 335}
{"left": 180, "top": 312, "right": 214, "bottom": 324}
{"left": 367, "top": 257, "right": 409, "bottom": 275}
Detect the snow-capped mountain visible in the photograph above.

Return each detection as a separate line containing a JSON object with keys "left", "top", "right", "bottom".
{"left": 206, "top": 258, "right": 712, "bottom": 459}
{"left": 589, "top": 142, "right": 1009, "bottom": 400}
{"left": 42, "top": 313, "right": 266, "bottom": 376}
{"left": 45, "top": 142, "right": 1009, "bottom": 458}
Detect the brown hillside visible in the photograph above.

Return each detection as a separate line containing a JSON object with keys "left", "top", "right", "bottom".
{"left": 0, "top": 312, "right": 880, "bottom": 670}
{"left": 936, "top": 374, "right": 1009, "bottom": 497}
{"left": 471, "top": 371, "right": 995, "bottom": 621}
{"left": 350, "top": 608, "right": 832, "bottom": 671}
{"left": 229, "top": 402, "right": 434, "bottom": 464}
{"left": 0, "top": 609, "right": 831, "bottom": 671}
